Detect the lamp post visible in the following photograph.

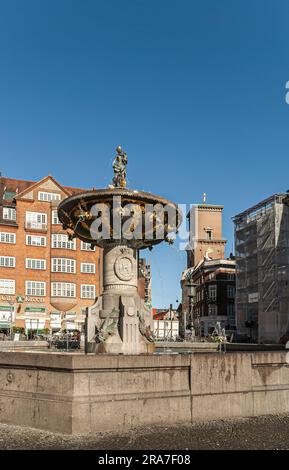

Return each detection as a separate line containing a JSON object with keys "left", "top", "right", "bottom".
{"left": 186, "top": 279, "right": 196, "bottom": 340}
{"left": 7, "top": 299, "right": 14, "bottom": 340}
{"left": 183, "top": 309, "right": 186, "bottom": 341}
{"left": 84, "top": 307, "right": 88, "bottom": 354}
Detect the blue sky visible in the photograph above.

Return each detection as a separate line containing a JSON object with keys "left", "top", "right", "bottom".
{"left": 1, "top": 0, "right": 289, "bottom": 307}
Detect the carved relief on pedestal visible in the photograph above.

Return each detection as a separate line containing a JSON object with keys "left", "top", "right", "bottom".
{"left": 114, "top": 255, "right": 134, "bottom": 281}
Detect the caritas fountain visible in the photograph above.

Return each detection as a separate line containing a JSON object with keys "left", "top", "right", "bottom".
{"left": 58, "top": 147, "right": 181, "bottom": 354}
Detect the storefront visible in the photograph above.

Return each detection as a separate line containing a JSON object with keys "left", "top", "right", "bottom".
{"left": 23, "top": 307, "right": 49, "bottom": 334}
{"left": 50, "top": 311, "right": 80, "bottom": 332}
{"left": 50, "top": 312, "right": 61, "bottom": 331}
{"left": 0, "top": 306, "right": 14, "bottom": 333}
{"left": 63, "top": 312, "right": 77, "bottom": 331}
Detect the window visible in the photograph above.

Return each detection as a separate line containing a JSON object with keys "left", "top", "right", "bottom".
{"left": 228, "top": 274, "right": 235, "bottom": 281}
{"left": 227, "top": 286, "right": 235, "bottom": 299}
{"left": 3, "top": 207, "right": 16, "bottom": 221}
{"left": 205, "top": 229, "right": 212, "bottom": 240}
{"left": 3, "top": 191, "right": 16, "bottom": 200}
{"left": 52, "top": 210, "right": 60, "bottom": 224}
{"left": 51, "top": 234, "right": 76, "bottom": 250}
{"left": 26, "top": 235, "right": 46, "bottom": 247}
{"left": 208, "top": 285, "right": 217, "bottom": 301}
{"left": 81, "top": 263, "right": 96, "bottom": 274}
{"left": 0, "top": 232, "right": 16, "bottom": 244}
{"left": 81, "top": 241, "right": 95, "bottom": 251}
{"left": 0, "top": 279, "right": 15, "bottom": 294}
{"left": 208, "top": 304, "right": 218, "bottom": 316}
{"left": 227, "top": 304, "right": 235, "bottom": 318}
{"left": 0, "top": 256, "right": 15, "bottom": 268}
{"left": 25, "top": 211, "right": 47, "bottom": 230}
{"left": 51, "top": 258, "right": 76, "bottom": 273}
{"left": 51, "top": 282, "right": 76, "bottom": 298}
{"left": 38, "top": 192, "right": 61, "bottom": 202}
{"left": 26, "top": 259, "right": 46, "bottom": 270}
{"left": 26, "top": 281, "right": 46, "bottom": 297}
{"left": 227, "top": 304, "right": 236, "bottom": 326}
{"left": 81, "top": 284, "right": 95, "bottom": 299}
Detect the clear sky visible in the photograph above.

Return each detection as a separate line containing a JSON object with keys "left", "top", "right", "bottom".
{"left": 1, "top": 0, "right": 289, "bottom": 307}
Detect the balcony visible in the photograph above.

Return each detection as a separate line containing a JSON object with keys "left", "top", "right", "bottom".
{"left": 25, "top": 221, "right": 47, "bottom": 232}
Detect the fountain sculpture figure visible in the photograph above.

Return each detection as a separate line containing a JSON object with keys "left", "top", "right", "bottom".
{"left": 58, "top": 147, "right": 182, "bottom": 354}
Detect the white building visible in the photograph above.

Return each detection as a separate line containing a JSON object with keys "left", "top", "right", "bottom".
{"left": 153, "top": 306, "right": 179, "bottom": 340}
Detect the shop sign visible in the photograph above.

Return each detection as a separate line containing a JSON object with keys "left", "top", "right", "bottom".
{"left": 25, "top": 307, "right": 46, "bottom": 313}
{"left": 0, "top": 295, "right": 44, "bottom": 303}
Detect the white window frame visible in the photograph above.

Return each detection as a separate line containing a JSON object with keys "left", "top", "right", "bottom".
{"left": 38, "top": 191, "right": 61, "bottom": 202}
{"left": 26, "top": 235, "right": 46, "bottom": 247}
{"left": 81, "top": 284, "right": 96, "bottom": 299}
{"left": 26, "top": 259, "right": 46, "bottom": 270}
{"left": 81, "top": 263, "right": 96, "bottom": 274}
{"left": 0, "top": 279, "right": 15, "bottom": 294}
{"left": 51, "top": 282, "right": 76, "bottom": 298}
{"left": 0, "top": 256, "right": 15, "bottom": 268}
{"left": 3, "top": 207, "right": 16, "bottom": 221}
{"left": 25, "top": 211, "right": 47, "bottom": 230}
{"left": 205, "top": 229, "right": 213, "bottom": 240}
{"left": 51, "top": 234, "right": 76, "bottom": 250}
{"left": 51, "top": 258, "right": 76, "bottom": 273}
{"left": 25, "top": 281, "right": 46, "bottom": 297}
{"left": 81, "top": 241, "right": 95, "bottom": 251}
{"left": 0, "top": 232, "right": 16, "bottom": 244}
{"left": 52, "top": 210, "right": 60, "bottom": 225}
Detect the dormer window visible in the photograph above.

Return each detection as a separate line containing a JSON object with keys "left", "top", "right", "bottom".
{"left": 3, "top": 207, "right": 16, "bottom": 221}
{"left": 3, "top": 191, "right": 16, "bottom": 200}
{"left": 38, "top": 191, "right": 61, "bottom": 202}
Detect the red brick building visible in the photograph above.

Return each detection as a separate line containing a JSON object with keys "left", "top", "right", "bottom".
{"left": 0, "top": 175, "right": 102, "bottom": 333}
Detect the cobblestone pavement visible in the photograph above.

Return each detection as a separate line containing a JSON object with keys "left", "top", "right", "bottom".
{"left": 0, "top": 415, "right": 289, "bottom": 450}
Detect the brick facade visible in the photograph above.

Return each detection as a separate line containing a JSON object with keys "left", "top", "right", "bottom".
{"left": 0, "top": 175, "right": 102, "bottom": 333}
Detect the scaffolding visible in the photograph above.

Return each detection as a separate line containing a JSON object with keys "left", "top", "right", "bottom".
{"left": 233, "top": 193, "right": 289, "bottom": 343}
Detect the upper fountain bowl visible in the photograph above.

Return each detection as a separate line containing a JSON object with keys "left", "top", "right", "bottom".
{"left": 58, "top": 187, "right": 182, "bottom": 250}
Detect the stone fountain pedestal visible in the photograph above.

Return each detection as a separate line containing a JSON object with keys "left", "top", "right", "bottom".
{"left": 58, "top": 183, "right": 182, "bottom": 355}
{"left": 86, "top": 243, "right": 154, "bottom": 354}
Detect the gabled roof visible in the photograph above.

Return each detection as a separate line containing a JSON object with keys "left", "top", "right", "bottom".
{"left": 0, "top": 177, "right": 34, "bottom": 196}
{"left": 153, "top": 308, "right": 178, "bottom": 320}
{"left": 14, "top": 175, "right": 72, "bottom": 199}
{"left": 0, "top": 175, "right": 86, "bottom": 201}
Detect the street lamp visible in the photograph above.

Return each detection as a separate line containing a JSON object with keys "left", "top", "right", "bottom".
{"left": 7, "top": 299, "right": 14, "bottom": 340}
{"left": 186, "top": 278, "right": 196, "bottom": 339}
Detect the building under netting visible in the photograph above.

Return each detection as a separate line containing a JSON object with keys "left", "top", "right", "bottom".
{"left": 233, "top": 193, "right": 289, "bottom": 343}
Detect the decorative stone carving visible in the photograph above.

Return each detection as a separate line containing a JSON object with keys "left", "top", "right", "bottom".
{"left": 95, "top": 308, "right": 119, "bottom": 343}
{"left": 114, "top": 255, "right": 133, "bottom": 281}
{"left": 138, "top": 312, "right": 154, "bottom": 342}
